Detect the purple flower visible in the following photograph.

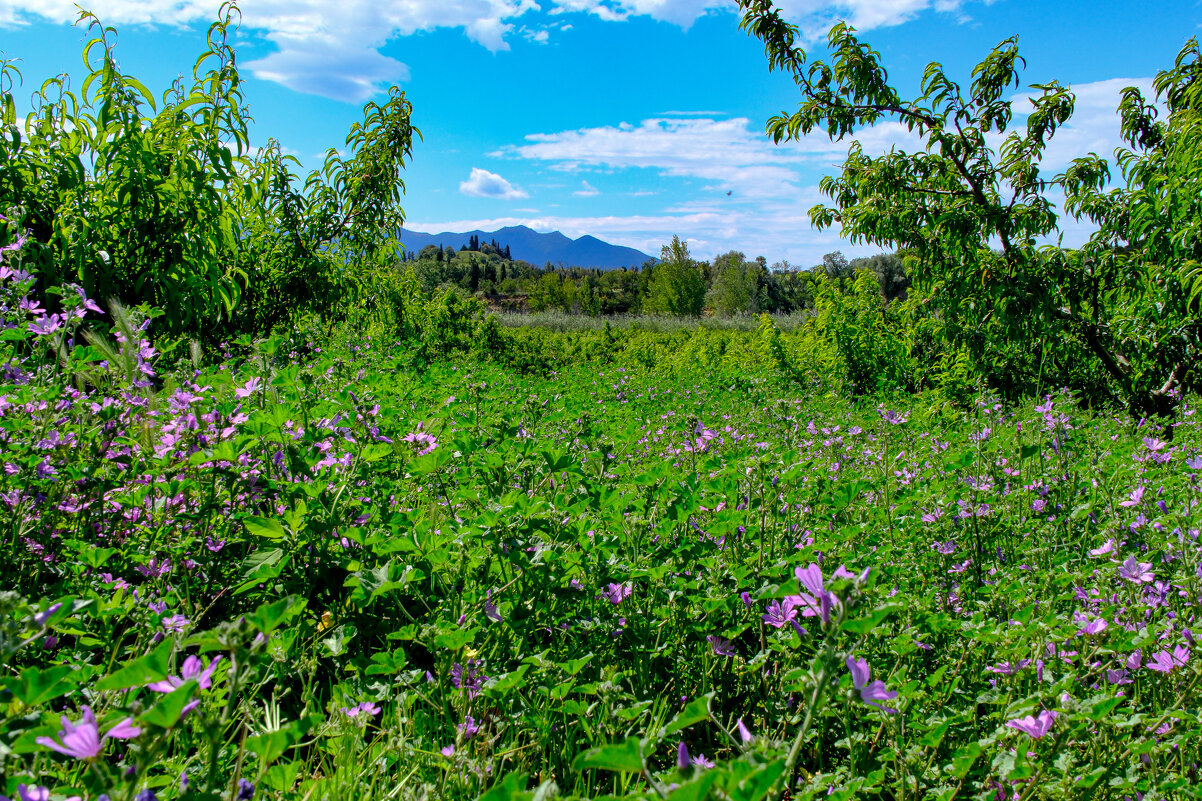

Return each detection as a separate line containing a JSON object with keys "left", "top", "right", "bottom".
{"left": 36, "top": 706, "right": 140, "bottom": 759}
{"left": 234, "top": 378, "right": 262, "bottom": 399}
{"left": 736, "top": 718, "right": 753, "bottom": 744}
{"left": 147, "top": 654, "right": 224, "bottom": 693}
{"left": 707, "top": 635, "right": 736, "bottom": 657}
{"left": 236, "top": 778, "right": 255, "bottom": 800}
{"left": 7, "top": 786, "right": 51, "bottom": 801}
{"left": 403, "top": 425, "right": 438, "bottom": 455}
{"left": 846, "top": 656, "right": 898, "bottom": 713}
{"left": 1117, "top": 556, "right": 1154, "bottom": 584}
{"left": 458, "top": 715, "right": 480, "bottom": 740}
{"left": 677, "top": 741, "right": 691, "bottom": 770}
{"left": 1147, "top": 646, "right": 1190, "bottom": 673}
{"left": 604, "top": 582, "right": 632, "bottom": 605}
{"left": 986, "top": 660, "right": 1031, "bottom": 676}
{"left": 762, "top": 598, "right": 797, "bottom": 628}
{"left": 161, "top": 614, "right": 189, "bottom": 634}
{"left": 440, "top": 744, "right": 455, "bottom": 757}
{"left": 1073, "top": 613, "right": 1108, "bottom": 637}
{"left": 1006, "top": 710, "right": 1057, "bottom": 739}
{"left": 450, "top": 660, "right": 487, "bottom": 699}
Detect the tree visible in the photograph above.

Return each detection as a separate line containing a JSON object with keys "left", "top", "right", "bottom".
{"left": 707, "top": 250, "right": 760, "bottom": 316}
{"left": 644, "top": 236, "right": 706, "bottom": 317}
{"left": 737, "top": 1, "right": 1200, "bottom": 417}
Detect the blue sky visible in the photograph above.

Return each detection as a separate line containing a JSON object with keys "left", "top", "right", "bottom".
{"left": 2, "top": 0, "right": 1200, "bottom": 265}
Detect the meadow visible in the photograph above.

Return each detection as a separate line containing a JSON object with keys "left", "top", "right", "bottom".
{"left": 1, "top": 275, "right": 1199, "bottom": 800}
{"left": 4, "top": 2, "right": 1202, "bottom": 798}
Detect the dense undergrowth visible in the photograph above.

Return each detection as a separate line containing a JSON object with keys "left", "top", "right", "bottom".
{"left": 2, "top": 249, "right": 1201, "bottom": 800}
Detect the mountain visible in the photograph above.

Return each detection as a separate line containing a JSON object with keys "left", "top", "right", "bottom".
{"left": 398, "top": 225, "right": 655, "bottom": 269}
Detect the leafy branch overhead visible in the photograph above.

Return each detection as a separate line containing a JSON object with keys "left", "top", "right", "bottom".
{"left": 0, "top": 1, "right": 418, "bottom": 340}
{"left": 738, "top": 0, "right": 1201, "bottom": 419}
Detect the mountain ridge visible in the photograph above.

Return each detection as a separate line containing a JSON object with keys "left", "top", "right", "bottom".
{"left": 399, "top": 224, "right": 655, "bottom": 269}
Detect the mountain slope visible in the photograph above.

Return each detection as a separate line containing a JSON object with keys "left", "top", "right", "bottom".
{"left": 399, "top": 225, "right": 654, "bottom": 269}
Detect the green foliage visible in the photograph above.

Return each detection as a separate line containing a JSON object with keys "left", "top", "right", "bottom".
{"left": 645, "top": 236, "right": 707, "bottom": 317}
{"left": 0, "top": 3, "right": 416, "bottom": 340}
{"left": 737, "top": 1, "right": 1200, "bottom": 418}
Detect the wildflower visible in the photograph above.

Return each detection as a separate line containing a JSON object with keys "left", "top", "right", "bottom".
{"left": 604, "top": 582, "right": 632, "bottom": 605}
{"left": 735, "top": 718, "right": 753, "bottom": 744}
{"left": 3, "top": 786, "right": 51, "bottom": 801}
{"left": 34, "top": 602, "right": 62, "bottom": 626}
{"left": 484, "top": 590, "right": 503, "bottom": 622}
{"left": 762, "top": 598, "right": 797, "bottom": 629}
{"left": 707, "top": 635, "right": 736, "bottom": 657}
{"left": 161, "top": 614, "right": 189, "bottom": 634}
{"left": 846, "top": 656, "right": 898, "bottom": 713}
{"left": 147, "top": 655, "right": 224, "bottom": 693}
{"left": 1147, "top": 646, "right": 1190, "bottom": 673}
{"left": 1005, "top": 710, "right": 1057, "bottom": 739}
{"left": 236, "top": 778, "right": 255, "bottom": 800}
{"left": 1106, "top": 668, "right": 1132, "bottom": 685}
{"left": 441, "top": 744, "right": 455, "bottom": 757}
{"left": 403, "top": 423, "right": 438, "bottom": 455}
{"left": 234, "top": 378, "right": 261, "bottom": 399}
{"left": 677, "top": 741, "right": 691, "bottom": 770}
{"left": 1117, "top": 556, "right": 1154, "bottom": 584}
{"left": 986, "top": 660, "right": 1031, "bottom": 676}
{"left": 458, "top": 715, "right": 480, "bottom": 740}
{"left": 450, "top": 659, "right": 487, "bottom": 699}
{"left": 36, "top": 706, "right": 140, "bottom": 759}
{"left": 1073, "top": 613, "right": 1108, "bottom": 637}
{"left": 1089, "top": 539, "right": 1117, "bottom": 556}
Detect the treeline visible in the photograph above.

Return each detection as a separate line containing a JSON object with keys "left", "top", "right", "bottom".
{"left": 401, "top": 234, "right": 909, "bottom": 317}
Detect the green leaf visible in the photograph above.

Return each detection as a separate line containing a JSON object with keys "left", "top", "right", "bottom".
{"left": 724, "top": 760, "right": 785, "bottom": 801}
{"left": 841, "top": 603, "right": 900, "bottom": 636}
{"left": 434, "top": 626, "right": 477, "bottom": 651}
{"left": 572, "top": 736, "right": 646, "bottom": 773}
{"left": 663, "top": 693, "right": 714, "bottom": 736}
{"left": 246, "top": 596, "right": 302, "bottom": 635}
{"left": 141, "top": 680, "right": 198, "bottom": 728}
{"left": 97, "top": 640, "right": 174, "bottom": 691}
{"left": 3, "top": 665, "right": 81, "bottom": 707}
{"left": 246, "top": 715, "right": 320, "bottom": 765}
{"left": 243, "top": 516, "right": 287, "bottom": 540}
{"left": 669, "top": 771, "right": 719, "bottom": 801}
{"left": 477, "top": 772, "right": 531, "bottom": 801}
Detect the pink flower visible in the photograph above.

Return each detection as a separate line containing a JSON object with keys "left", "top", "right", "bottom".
{"left": 147, "top": 655, "right": 224, "bottom": 693}
{"left": 35, "top": 706, "right": 140, "bottom": 759}
{"left": 1117, "top": 556, "right": 1154, "bottom": 584}
{"left": 234, "top": 377, "right": 262, "bottom": 398}
{"left": 1006, "top": 709, "right": 1057, "bottom": 739}
{"left": 846, "top": 656, "right": 898, "bottom": 713}
{"left": 1147, "top": 646, "right": 1190, "bottom": 673}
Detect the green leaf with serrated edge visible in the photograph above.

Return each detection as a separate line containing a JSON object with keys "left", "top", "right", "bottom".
{"left": 96, "top": 640, "right": 173, "bottom": 691}
{"left": 3, "top": 665, "right": 80, "bottom": 707}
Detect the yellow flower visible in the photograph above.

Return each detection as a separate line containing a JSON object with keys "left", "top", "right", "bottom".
{"left": 464, "top": 646, "right": 479, "bottom": 660}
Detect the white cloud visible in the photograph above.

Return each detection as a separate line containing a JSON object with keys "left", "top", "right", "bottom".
{"left": 573, "top": 180, "right": 601, "bottom": 196}
{"left": 548, "top": 0, "right": 974, "bottom": 36}
{"left": 0, "top": 0, "right": 539, "bottom": 101}
{"left": 470, "top": 76, "right": 1155, "bottom": 262}
{"left": 0, "top": 0, "right": 985, "bottom": 100}
{"left": 460, "top": 167, "right": 529, "bottom": 199}
{"left": 496, "top": 115, "right": 920, "bottom": 199}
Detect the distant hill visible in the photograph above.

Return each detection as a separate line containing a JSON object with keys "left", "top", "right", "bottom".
{"left": 399, "top": 225, "right": 655, "bottom": 269}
